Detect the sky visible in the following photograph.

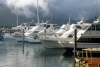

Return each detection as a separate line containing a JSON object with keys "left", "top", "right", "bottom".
{"left": 0, "top": 0, "right": 100, "bottom": 24}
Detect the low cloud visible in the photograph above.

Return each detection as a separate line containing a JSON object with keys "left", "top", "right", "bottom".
{"left": 0, "top": 0, "right": 100, "bottom": 21}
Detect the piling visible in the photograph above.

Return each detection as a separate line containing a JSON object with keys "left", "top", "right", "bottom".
{"left": 22, "top": 29, "right": 24, "bottom": 43}
{"left": 0, "top": 30, "right": 4, "bottom": 41}
{"left": 22, "top": 29, "right": 24, "bottom": 54}
{"left": 74, "top": 29, "right": 77, "bottom": 67}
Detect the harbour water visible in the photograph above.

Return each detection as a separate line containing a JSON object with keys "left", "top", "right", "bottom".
{"left": 0, "top": 39, "right": 74, "bottom": 67}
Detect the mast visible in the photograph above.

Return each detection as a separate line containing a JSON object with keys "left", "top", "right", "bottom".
{"left": 17, "top": 12, "right": 18, "bottom": 26}
{"left": 51, "top": 11, "right": 52, "bottom": 23}
{"left": 16, "top": 7, "right": 19, "bottom": 26}
{"left": 37, "top": 0, "right": 39, "bottom": 24}
{"left": 68, "top": 14, "right": 70, "bottom": 24}
{"left": 82, "top": 9, "right": 85, "bottom": 22}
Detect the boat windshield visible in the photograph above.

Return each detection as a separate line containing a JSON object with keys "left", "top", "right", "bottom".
{"left": 43, "top": 24, "right": 50, "bottom": 29}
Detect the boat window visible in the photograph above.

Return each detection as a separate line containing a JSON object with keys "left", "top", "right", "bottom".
{"left": 30, "top": 24, "right": 35, "bottom": 26}
{"left": 96, "top": 25, "right": 100, "bottom": 30}
{"left": 77, "top": 38, "right": 81, "bottom": 42}
{"left": 91, "top": 25, "right": 95, "bottom": 30}
{"left": 88, "top": 38, "right": 91, "bottom": 42}
{"left": 77, "top": 38, "right": 100, "bottom": 43}
{"left": 68, "top": 35, "right": 73, "bottom": 38}
{"left": 82, "top": 38, "right": 88, "bottom": 42}
{"left": 76, "top": 25, "right": 82, "bottom": 29}
{"left": 33, "top": 31, "right": 39, "bottom": 33}
{"left": 87, "top": 26, "right": 91, "bottom": 30}
{"left": 40, "top": 25, "right": 43, "bottom": 27}
{"left": 46, "top": 25, "right": 50, "bottom": 29}
{"left": 44, "top": 24, "right": 46, "bottom": 27}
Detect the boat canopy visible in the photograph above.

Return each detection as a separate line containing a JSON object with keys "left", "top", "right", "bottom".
{"left": 82, "top": 48, "right": 100, "bottom": 51}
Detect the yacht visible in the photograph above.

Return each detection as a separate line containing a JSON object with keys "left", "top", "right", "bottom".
{"left": 38, "top": 19, "right": 72, "bottom": 48}
{"left": 39, "top": 16, "right": 87, "bottom": 48}
{"left": 3, "top": 22, "right": 34, "bottom": 39}
{"left": 13, "top": 21, "right": 57, "bottom": 43}
{"left": 25, "top": 21, "right": 58, "bottom": 43}
{"left": 58, "top": 16, "right": 100, "bottom": 51}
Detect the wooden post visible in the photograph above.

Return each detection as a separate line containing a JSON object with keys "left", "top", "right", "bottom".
{"left": 74, "top": 29, "right": 77, "bottom": 67}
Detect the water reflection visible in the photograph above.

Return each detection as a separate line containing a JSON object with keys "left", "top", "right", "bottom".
{"left": 38, "top": 48, "right": 66, "bottom": 57}
{"left": 0, "top": 39, "right": 73, "bottom": 67}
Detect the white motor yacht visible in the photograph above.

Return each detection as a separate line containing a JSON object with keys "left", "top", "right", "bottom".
{"left": 39, "top": 17, "right": 84, "bottom": 48}
{"left": 58, "top": 16, "right": 100, "bottom": 51}
{"left": 4, "top": 22, "right": 34, "bottom": 39}
{"left": 13, "top": 21, "right": 57, "bottom": 43}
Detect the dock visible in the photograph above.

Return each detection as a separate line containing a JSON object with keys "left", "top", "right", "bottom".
{"left": 75, "top": 48, "right": 100, "bottom": 67}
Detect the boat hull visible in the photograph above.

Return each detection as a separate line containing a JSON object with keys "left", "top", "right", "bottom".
{"left": 26, "top": 37, "right": 41, "bottom": 44}
{"left": 39, "top": 38, "right": 66, "bottom": 48}
{"left": 61, "top": 42, "right": 100, "bottom": 50}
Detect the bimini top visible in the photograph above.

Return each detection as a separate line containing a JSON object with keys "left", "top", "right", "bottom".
{"left": 82, "top": 48, "right": 100, "bottom": 51}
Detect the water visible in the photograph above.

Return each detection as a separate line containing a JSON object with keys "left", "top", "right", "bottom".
{"left": 0, "top": 39, "right": 74, "bottom": 67}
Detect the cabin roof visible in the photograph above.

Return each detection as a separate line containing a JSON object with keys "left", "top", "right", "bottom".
{"left": 82, "top": 48, "right": 100, "bottom": 51}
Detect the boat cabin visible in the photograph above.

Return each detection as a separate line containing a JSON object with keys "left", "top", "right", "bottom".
{"left": 77, "top": 22, "right": 100, "bottom": 43}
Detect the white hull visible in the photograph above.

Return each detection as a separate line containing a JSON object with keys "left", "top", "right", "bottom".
{"left": 39, "top": 37, "right": 70, "bottom": 48}
{"left": 39, "top": 39, "right": 62, "bottom": 48}
{"left": 39, "top": 37, "right": 71, "bottom": 48}
{"left": 14, "top": 37, "right": 28, "bottom": 42}
{"left": 39, "top": 37, "right": 100, "bottom": 49}
{"left": 60, "top": 42, "right": 100, "bottom": 49}
{"left": 14, "top": 36, "right": 41, "bottom": 44}
{"left": 26, "top": 37, "right": 41, "bottom": 44}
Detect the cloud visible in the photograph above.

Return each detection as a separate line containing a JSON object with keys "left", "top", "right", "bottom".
{"left": 0, "top": 0, "right": 100, "bottom": 21}
{"left": 5, "top": 0, "right": 49, "bottom": 18}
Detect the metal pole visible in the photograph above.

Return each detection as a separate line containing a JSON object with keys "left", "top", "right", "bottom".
{"left": 74, "top": 29, "right": 77, "bottom": 67}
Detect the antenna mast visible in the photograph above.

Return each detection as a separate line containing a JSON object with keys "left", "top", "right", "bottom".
{"left": 51, "top": 11, "right": 52, "bottom": 23}
{"left": 68, "top": 14, "right": 70, "bottom": 24}
{"left": 82, "top": 9, "right": 85, "bottom": 22}
{"left": 16, "top": 9, "right": 18, "bottom": 26}
{"left": 37, "top": 0, "right": 39, "bottom": 24}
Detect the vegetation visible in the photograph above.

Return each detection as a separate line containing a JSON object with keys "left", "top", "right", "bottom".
{"left": 0, "top": 26, "right": 12, "bottom": 29}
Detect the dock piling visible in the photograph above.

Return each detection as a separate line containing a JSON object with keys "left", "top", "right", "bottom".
{"left": 22, "top": 29, "right": 24, "bottom": 54}
{"left": 74, "top": 29, "right": 77, "bottom": 67}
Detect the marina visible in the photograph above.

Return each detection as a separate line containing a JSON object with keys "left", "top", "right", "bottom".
{"left": 0, "top": 0, "right": 100, "bottom": 67}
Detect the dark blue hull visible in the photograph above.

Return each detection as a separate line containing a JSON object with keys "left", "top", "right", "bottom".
{"left": 29, "top": 42, "right": 41, "bottom": 44}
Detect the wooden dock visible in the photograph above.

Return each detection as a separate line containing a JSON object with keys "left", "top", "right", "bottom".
{"left": 87, "top": 57, "right": 100, "bottom": 67}
{"left": 75, "top": 48, "right": 100, "bottom": 67}
{"left": 75, "top": 57, "right": 100, "bottom": 67}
